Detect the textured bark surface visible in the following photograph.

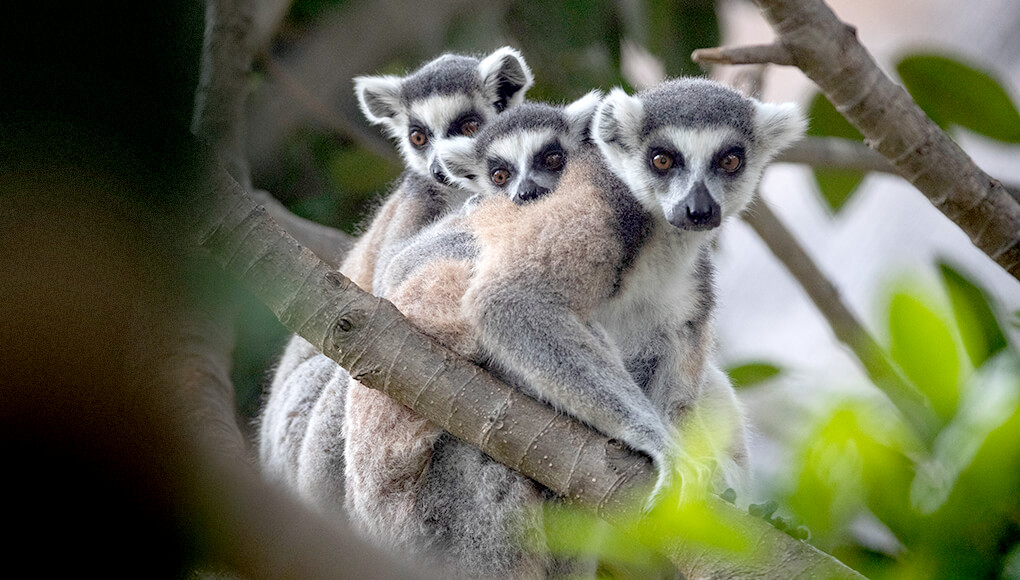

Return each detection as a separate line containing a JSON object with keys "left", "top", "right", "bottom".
{"left": 748, "top": 0, "right": 1020, "bottom": 280}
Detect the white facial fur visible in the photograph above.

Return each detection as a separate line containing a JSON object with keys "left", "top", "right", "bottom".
{"left": 401, "top": 93, "right": 498, "bottom": 176}
{"left": 437, "top": 91, "right": 603, "bottom": 203}
{"left": 594, "top": 83, "right": 806, "bottom": 231}
{"left": 353, "top": 47, "right": 535, "bottom": 180}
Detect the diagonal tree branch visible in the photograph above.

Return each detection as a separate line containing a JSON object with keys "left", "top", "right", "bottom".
{"left": 694, "top": 0, "right": 1020, "bottom": 283}
{"left": 742, "top": 195, "right": 938, "bottom": 439}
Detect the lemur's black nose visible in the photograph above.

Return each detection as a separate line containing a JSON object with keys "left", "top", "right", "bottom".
{"left": 680, "top": 181, "right": 721, "bottom": 230}
{"left": 430, "top": 160, "right": 451, "bottom": 185}
{"left": 516, "top": 184, "right": 549, "bottom": 203}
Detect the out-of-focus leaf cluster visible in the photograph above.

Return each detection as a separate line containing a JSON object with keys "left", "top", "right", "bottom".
{"left": 778, "top": 263, "right": 1020, "bottom": 579}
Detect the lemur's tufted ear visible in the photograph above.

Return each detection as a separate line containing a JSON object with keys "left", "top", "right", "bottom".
{"left": 478, "top": 47, "right": 534, "bottom": 113}
{"left": 435, "top": 136, "right": 483, "bottom": 190}
{"left": 354, "top": 75, "right": 404, "bottom": 130}
{"left": 592, "top": 87, "right": 644, "bottom": 154}
{"left": 563, "top": 90, "right": 603, "bottom": 144}
{"left": 752, "top": 101, "right": 807, "bottom": 161}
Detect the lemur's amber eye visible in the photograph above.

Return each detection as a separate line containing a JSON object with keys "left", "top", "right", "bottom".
{"left": 460, "top": 120, "right": 481, "bottom": 137}
{"left": 651, "top": 152, "right": 673, "bottom": 173}
{"left": 719, "top": 153, "right": 742, "bottom": 173}
{"left": 544, "top": 152, "right": 564, "bottom": 171}
{"left": 491, "top": 168, "right": 511, "bottom": 186}
{"left": 409, "top": 129, "right": 428, "bottom": 148}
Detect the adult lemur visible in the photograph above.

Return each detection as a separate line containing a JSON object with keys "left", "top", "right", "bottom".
{"left": 258, "top": 47, "right": 533, "bottom": 514}
{"left": 346, "top": 78, "right": 805, "bottom": 578}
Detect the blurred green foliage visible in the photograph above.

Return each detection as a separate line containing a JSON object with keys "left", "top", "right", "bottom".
{"left": 779, "top": 265, "right": 1020, "bottom": 579}
{"left": 806, "top": 92, "right": 866, "bottom": 213}
{"left": 726, "top": 361, "right": 783, "bottom": 389}
{"left": 898, "top": 54, "right": 1020, "bottom": 143}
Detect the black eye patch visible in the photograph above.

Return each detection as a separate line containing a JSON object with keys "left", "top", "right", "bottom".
{"left": 532, "top": 141, "right": 566, "bottom": 172}
{"left": 713, "top": 144, "right": 746, "bottom": 176}
{"left": 446, "top": 111, "right": 484, "bottom": 138}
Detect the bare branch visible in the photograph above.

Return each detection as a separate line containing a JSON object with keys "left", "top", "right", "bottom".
{"left": 778, "top": 137, "right": 1020, "bottom": 203}
{"left": 193, "top": 0, "right": 258, "bottom": 190}
{"left": 742, "top": 195, "right": 939, "bottom": 438}
{"left": 779, "top": 136, "right": 893, "bottom": 172}
{"left": 252, "top": 188, "right": 354, "bottom": 268}
{"left": 706, "top": 0, "right": 1020, "bottom": 282}
{"left": 692, "top": 43, "right": 794, "bottom": 66}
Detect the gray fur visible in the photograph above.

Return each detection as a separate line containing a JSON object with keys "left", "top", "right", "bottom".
{"left": 399, "top": 55, "right": 485, "bottom": 104}
{"left": 344, "top": 101, "right": 612, "bottom": 578}
{"left": 638, "top": 78, "right": 756, "bottom": 138}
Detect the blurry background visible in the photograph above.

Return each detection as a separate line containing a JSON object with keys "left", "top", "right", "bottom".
{"left": 238, "top": 0, "right": 1020, "bottom": 575}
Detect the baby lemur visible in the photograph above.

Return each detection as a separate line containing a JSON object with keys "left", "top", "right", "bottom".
{"left": 258, "top": 47, "right": 533, "bottom": 515}
{"left": 344, "top": 78, "right": 805, "bottom": 578}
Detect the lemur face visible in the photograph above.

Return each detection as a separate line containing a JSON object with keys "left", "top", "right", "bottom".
{"left": 437, "top": 92, "right": 602, "bottom": 204}
{"left": 594, "top": 78, "right": 806, "bottom": 230}
{"left": 355, "top": 47, "right": 534, "bottom": 185}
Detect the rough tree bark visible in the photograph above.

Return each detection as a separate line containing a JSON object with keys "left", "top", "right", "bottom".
{"left": 694, "top": 0, "right": 1020, "bottom": 282}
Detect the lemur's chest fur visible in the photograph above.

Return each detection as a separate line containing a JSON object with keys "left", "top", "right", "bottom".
{"left": 594, "top": 224, "right": 711, "bottom": 359}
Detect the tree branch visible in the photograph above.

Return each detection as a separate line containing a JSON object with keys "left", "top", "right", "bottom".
{"left": 251, "top": 188, "right": 354, "bottom": 269}
{"left": 778, "top": 136, "right": 893, "bottom": 173}
{"left": 692, "top": 43, "right": 794, "bottom": 66}
{"left": 193, "top": 0, "right": 257, "bottom": 190}
{"left": 778, "top": 137, "right": 1020, "bottom": 203}
{"left": 180, "top": 154, "right": 864, "bottom": 578}
{"left": 695, "top": 0, "right": 1020, "bottom": 282}
{"left": 742, "top": 195, "right": 938, "bottom": 438}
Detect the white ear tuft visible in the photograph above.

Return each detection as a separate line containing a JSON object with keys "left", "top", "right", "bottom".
{"left": 592, "top": 87, "right": 643, "bottom": 152}
{"left": 435, "top": 136, "right": 482, "bottom": 190}
{"left": 753, "top": 101, "right": 807, "bottom": 158}
{"left": 478, "top": 46, "right": 534, "bottom": 112}
{"left": 354, "top": 75, "right": 404, "bottom": 127}
{"left": 564, "top": 90, "right": 603, "bottom": 144}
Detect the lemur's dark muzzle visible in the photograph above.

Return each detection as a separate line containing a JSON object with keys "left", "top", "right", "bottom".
{"left": 670, "top": 181, "right": 721, "bottom": 231}
{"left": 515, "top": 177, "right": 549, "bottom": 203}
{"left": 430, "top": 160, "right": 451, "bottom": 185}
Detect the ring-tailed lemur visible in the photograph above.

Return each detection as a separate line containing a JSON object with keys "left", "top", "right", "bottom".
{"left": 344, "top": 77, "right": 804, "bottom": 578}
{"left": 344, "top": 94, "right": 604, "bottom": 579}
{"left": 257, "top": 48, "right": 534, "bottom": 517}
{"left": 461, "top": 78, "right": 804, "bottom": 499}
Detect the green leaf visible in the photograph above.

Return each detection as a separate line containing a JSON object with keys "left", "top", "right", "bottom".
{"left": 888, "top": 293, "right": 961, "bottom": 422}
{"left": 897, "top": 53, "right": 1020, "bottom": 143}
{"left": 726, "top": 362, "right": 782, "bottom": 388}
{"left": 806, "top": 93, "right": 865, "bottom": 212}
{"left": 939, "top": 262, "right": 1007, "bottom": 368}
{"left": 645, "top": 0, "right": 719, "bottom": 77}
